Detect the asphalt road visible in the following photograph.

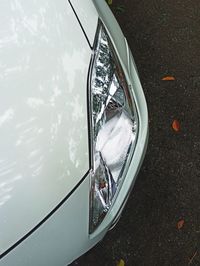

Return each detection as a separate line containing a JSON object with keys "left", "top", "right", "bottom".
{"left": 71, "top": 1, "right": 200, "bottom": 265}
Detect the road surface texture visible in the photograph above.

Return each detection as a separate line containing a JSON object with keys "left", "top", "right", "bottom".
{"left": 71, "top": 0, "right": 200, "bottom": 265}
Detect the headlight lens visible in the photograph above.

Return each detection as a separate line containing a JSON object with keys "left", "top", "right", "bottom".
{"left": 89, "top": 22, "right": 138, "bottom": 233}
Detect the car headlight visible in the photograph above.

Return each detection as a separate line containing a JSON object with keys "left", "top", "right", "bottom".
{"left": 89, "top": 22, "right": 138, "bottom": 233}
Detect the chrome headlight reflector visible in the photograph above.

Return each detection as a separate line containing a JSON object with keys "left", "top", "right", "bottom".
{"left": 89, "top": 23, "right": 138, "bottom": 233}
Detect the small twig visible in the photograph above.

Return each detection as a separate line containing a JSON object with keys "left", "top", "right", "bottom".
{"left": 188, "top": 251, "right": 197, "bottom": 265}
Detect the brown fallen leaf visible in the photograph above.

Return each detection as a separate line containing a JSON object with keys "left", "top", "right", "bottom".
{"left": 172, "top": 120, "right": 180, "bottom": 132}
{"left": 188, "top": 251, "right": 197, "bottom": 265}
{"left": 117, "top": 259, "right": 125, "bottom": 266}
{"left": 162, "top": 76, "right": 175, "bottom": 81}
{"left": 177, "top": 219, "right": 185, "bottom": 230}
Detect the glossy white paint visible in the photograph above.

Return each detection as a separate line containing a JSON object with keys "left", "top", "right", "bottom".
{"left": 0, "top": 40, "right": 148, "bottom": 266}
{"left": 0, "top": 174, "right": 94, "bottom": 266}
{"left": 0, "top": 0, "right": 148, "bottom": 265}
{"left": 0, "top": 0, "right": 90, "bottom": 254}
{"left": 70, "top": 0, "right": 98, "bottom": 47}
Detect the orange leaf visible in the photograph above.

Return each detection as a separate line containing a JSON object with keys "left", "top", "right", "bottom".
{"left": 177, "top": 219, "right": 184, "bottom": 230}
{"left": 162, "top": 76, "right": 175, "bottom": 81}
{"left": 172, "top": 120, "right": 180, "bottom": 132}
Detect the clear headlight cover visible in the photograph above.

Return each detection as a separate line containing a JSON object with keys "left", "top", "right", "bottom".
{"left": 89, "top": 23, "right": 138, "bottom": 233}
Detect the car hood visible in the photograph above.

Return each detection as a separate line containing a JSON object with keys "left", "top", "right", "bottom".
{"left": 70, "top": 0, "right": 98, "bottom": 47}
{"left": 0, "top": 0, "right": 97, "bottom": 256}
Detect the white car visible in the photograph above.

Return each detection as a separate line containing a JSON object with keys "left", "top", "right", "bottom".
{"left": 0, "top": 0, "right": 148, "bottom": 265}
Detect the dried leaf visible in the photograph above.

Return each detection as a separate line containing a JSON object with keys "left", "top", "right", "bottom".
{"left": 188, "top": 251, "right": 197, "bottom": 265}
{"left": 162, "top": 76, "right": 175, "bottom": 81}
{"left": 117, "top": 259, "right": 125, "bottom": 266}
{"left": 177, "top": 219, "right": 185, "bottom": 230}
{"left": 172, "top": 120, "right": 180, "bottom": 132}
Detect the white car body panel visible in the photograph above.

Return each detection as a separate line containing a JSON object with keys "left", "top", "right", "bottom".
{"left": 0, "top": 43, "right": 148, "bottom": 266}
{"left": 0, "top": 175, "right": 94, "bottom": 266}
{"left": 0, "top": 0, "right": 90, "bottom": 255}
{"left": 0, "top": 0, "right": 148, "bottom": 265}
{"left": 70, "top": 0, "right": 98, "bottom": 47}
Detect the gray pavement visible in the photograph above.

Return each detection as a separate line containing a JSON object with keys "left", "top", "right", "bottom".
{"left": 71, "top": 1, "right": 200, "bottom": 265}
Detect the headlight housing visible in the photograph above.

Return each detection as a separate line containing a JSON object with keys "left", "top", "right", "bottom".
{"left": 89, "top": 22, "right": 138, "bottom": 233}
